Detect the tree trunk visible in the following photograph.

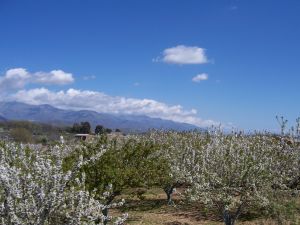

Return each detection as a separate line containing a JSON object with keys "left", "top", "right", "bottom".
{"left": 223, "top": 210, "right": 235, "bottom": 225}
{"left": 102, "top": 191, "right": 119, "bottom": 225}
{"left": 164, "top": 185, "right": 175, "bottom": 205}
{"left": 102, "top": 208, "right": 109, "bottom": 225}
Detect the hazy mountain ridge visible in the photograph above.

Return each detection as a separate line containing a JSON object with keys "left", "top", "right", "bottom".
{"left": 0, "top": 114, "right": 6, "bottom": 121}
{"left": 0, "top": 101, "right": 199, "bottom": 132}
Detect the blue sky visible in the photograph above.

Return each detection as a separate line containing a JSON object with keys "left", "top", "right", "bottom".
{"left": 0, "top": 0, "right": 300, "bottom": 131}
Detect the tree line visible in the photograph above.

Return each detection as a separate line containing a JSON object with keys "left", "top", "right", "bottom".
{"left": 69, "top": 121, "right": 121, "bottom": 135}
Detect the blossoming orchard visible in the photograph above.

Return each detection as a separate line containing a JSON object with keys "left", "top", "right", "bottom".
{"left": 1, "top": 122, "right": 300, "bottom": 224}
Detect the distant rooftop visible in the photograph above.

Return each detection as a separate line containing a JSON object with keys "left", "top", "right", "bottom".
{"left": 74, "top": 134, "right": 91, "bottom": 137}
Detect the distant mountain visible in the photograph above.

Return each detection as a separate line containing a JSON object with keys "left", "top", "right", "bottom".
{"left": 0, "top": 114, "right": 6, "bottom": 122}
{"left": 0, "top": 101, "right": 199, "bottom": 133}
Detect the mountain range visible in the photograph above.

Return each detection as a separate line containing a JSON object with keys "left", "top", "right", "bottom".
{"left": 0, "top": 101, "right": 199, "bottom": 133}
{"left": 0, "top": 114, "right": 6, "bottom": 122}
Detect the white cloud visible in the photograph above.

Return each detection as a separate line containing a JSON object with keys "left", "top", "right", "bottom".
{"left": 192, "top": 73, "right": 208, "bottom": 82}
{"left": 0, "top": 68, "right": 222, "bottom": 128}
{"left": 0, "top": 68, "right": 31, "bottom": 90}
{"left": 0, "top": 68, "right": 74, "bottom": 91}
{"left": 9, "top": 88, "right": 219, "bottom": 128}
{"left": 35, "top": 70, "right": 74, "bottom": 85}
{"left": 158, "top": 45, "right": 208, "bottom": 64}
{"left": 6, "top": 68, "right": 29, "bottom": 79}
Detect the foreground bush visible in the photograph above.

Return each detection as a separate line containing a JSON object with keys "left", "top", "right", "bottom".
{"left": 65, "top": 135, "right": 169, "bottom": 212}
{"left": 0, "top": 142, "right": 127, "bottom": 225}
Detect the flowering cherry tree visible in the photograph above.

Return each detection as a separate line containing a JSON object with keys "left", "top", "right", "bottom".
{"left": 147, "top": 131, "right": 208, "bottom": 205}
{"left": 178, "top": 130, "right": 300, "bottom": 225}
{"left": 0, "top": 141, "right": 127, "bottom": 225}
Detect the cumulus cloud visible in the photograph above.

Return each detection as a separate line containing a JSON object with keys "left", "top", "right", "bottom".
{"left": 157, "top": 45, "right": 208, "bottom": 64}
{"left": 0, "top": 68, "right": 31, "bottom": 90}
{"left": 10, "top": 88, "right": 219, "bottom": 127}
{"left": 0, "top": 68, "right": 74, "bottom": 90}
{"left": 0, "top": 67, "right": 221, "bottom": 128}
{"left": 34, "top": 70, "right": 74, "bottom": 85}
{"left": 192, "top": 73, "right": 208, "bottom": 83}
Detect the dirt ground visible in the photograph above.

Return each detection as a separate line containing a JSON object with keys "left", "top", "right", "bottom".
{"left": 112, "top": 188, "right": 300, "bottom": 225}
